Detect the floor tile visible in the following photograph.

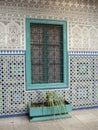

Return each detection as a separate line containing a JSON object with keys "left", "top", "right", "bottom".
{"left": 75, "top": 113, "right": 98, "bottom": 123}
{"left": 0, "top": 109, "right": 98, "bottom": 130}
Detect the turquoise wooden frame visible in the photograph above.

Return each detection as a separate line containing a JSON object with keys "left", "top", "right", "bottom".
{"left": 26, "top": 18, "right": 68, "bottom": 90}
{"left": 29, "top": 101, "right": 72, "bottom": 121}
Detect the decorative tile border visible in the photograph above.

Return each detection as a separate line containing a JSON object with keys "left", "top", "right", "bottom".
{"left": 0, "top": 50, "right": 25, "bottom": 55}
{"left": 69, "top": 51, "right": 98, "bottom": 56}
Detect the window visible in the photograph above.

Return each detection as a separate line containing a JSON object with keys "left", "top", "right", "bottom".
{"left": 26, "top": 18, "right": 68, "bottom": 90}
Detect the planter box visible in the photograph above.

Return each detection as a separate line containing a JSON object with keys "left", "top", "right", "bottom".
{"left": 29, "top": 101, "right": 72, "bottom": 122}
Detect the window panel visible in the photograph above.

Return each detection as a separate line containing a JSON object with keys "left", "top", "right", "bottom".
{"left": 26, "top": 19, "right": 68, "bottom": 90}
{"left": 49, "top": 46, "right": 61, "bottom": 63}
{"left": 49, "top": 64, "right": 62, "bottom": 83}
{"left": 31, "top": 46, "right": 43, "bottom": 63}
{"left": 32, "top": 65, "right": 44, "bottom": 83}
{"left": 30, "top": 24, "right": 63, "bottom": 84}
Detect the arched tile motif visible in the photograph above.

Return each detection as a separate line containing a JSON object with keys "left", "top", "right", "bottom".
{"left": 7, "top": 22, "right": 21, "bottom": 47}
{"left": 69, "top": 23, "right": 98, "bottom": 51}
{"left": 89, "top": 27, "right": 98, "bottom": 50}
{"left": 82, "top": 27, "right": 89, "bottom": 49}
{"left": 71, "top": 25, "right": 82, "bottom": 50}
{"left": 0, "top": 22, "right": 6, "bottom": 47}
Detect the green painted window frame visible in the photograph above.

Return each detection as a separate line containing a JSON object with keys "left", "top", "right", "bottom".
{"left": 26, "top": 18, "right": 68, "bottom": 90}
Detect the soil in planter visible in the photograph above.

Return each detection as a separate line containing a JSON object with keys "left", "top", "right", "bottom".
{"left": 31, "top": 101, "right": 69, "bottom": 107}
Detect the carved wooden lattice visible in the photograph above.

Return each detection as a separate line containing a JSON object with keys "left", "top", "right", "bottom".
{"left": 30, "top": 24, "right": 63, "bottom": 83}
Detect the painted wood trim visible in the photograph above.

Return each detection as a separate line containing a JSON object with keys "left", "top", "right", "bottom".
{"left": 26, "top": 18, "right": 68, "bottom": 90}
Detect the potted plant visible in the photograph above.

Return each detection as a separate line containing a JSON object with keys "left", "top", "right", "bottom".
{"left": 28, "top": 91, "right": 72, "bottom": 122}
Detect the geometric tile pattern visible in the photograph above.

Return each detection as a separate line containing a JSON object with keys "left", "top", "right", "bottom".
{"left": 70, "top": 56, "right": 94, "bottom": 81}
{"left": 0, "top": 86, "right": 2, "bottom": 114}
{"left": 3, "top": 88, "right": 27, "bottom": 114}
{"left": 93, "top": 81, "right": 98, "bottom": 105}
{"left": 69, "top": 54, "right": 98, "bottom": 108}
{"left": 0, "top": 51, "right": 67, "bottom": 115}
{"left": 0, "top": 55, "right": 24, "bottom": 87}
{"left": 69, "top": 81, "right": 94, "bottom": 108}
{"left": 0, "top": 51, "right": 98, "bottom": 116}
{"left": 0, "top": 54, "right": 26, "bottom": 114}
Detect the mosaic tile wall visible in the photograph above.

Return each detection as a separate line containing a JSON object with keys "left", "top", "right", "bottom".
{"left": 0, "top": 0, "right": 98, "bottom": 116}
{"left": 68, "top": 52, "right": 98, "bottom": 108}
{"left": 0, "top": 51, "right": 98, "bottom": 115}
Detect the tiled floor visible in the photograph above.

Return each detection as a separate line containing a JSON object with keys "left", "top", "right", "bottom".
{"left": 0, "top": 108, "right": 98, "bottom": 130}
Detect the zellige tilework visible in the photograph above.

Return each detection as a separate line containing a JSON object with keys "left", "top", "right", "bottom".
{"left": 0, "top": 0, "right": 98, "bottom": 116}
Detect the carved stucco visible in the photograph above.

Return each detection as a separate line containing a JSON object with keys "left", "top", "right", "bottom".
{"left": 0, "top": 21, "right": 22, "bottom": 50}
{"left": 0, "top": 22, "right": 6, "bottom": 47}
{"left": 70, "top": 24, "right": 98, "bottom": 51}
{"left": 7, "top": 22, "right": 21, "bottom": 47}
{"left": 0, "top": 0, "right": 98, "bottom": 50}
